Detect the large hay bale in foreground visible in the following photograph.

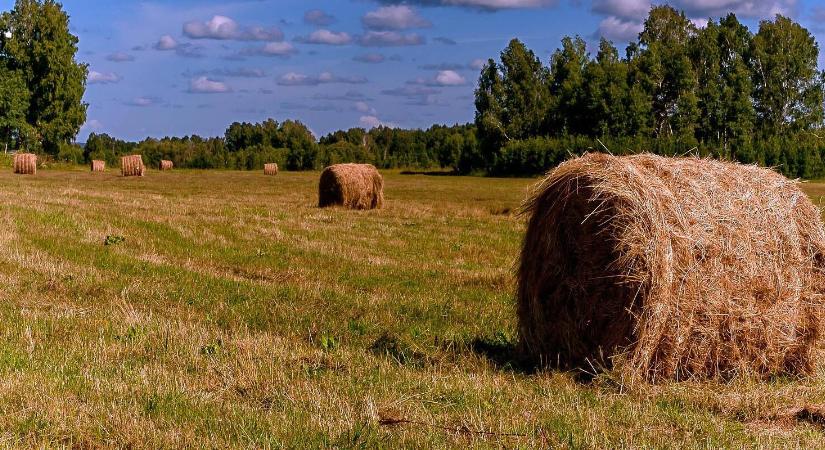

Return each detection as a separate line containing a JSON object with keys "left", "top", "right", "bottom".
{"left": 264, "top": 163, "right": 278, "bottom": 176}
{"left": 121, "top": 155, "right": 145, "bottom": 177}
{"left": 318, "top": 163, "right": 384, "bottom": 210}
{"left": 91, "top": 160, "right": 105, "bottom": 172}
{"left": 518, "top": 153, "right": 825, "bottom": 382}
{"left": 159, "top": 160, "right": 173, "bottom": 171}
{"left": 13, "top": 153, "right": 36, "bottom": 175}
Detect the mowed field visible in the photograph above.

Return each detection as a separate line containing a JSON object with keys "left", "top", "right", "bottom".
{"left": 2, "top": 167, "right": 825, "bottom": 447}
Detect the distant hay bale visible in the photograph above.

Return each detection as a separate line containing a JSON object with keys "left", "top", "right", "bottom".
{"left": 13, "top": 153, "right": 36, "bottom": 175}
{"left": 121, "top": 155, "right": 145, "bottom": 177}
{"left": 318, "top": 163, "right": 383, "bottom": 210}
{"left": 91, "top": 160, "right": 105, "bottom": 172}
{"left": 159, "top": 160, "right": 174, "bottom": 171}
{"left": 264, "top": 163, "right": 278, "bottom": 176}
{"left": 517, "top": 153, "right": 825, "bottom": 382}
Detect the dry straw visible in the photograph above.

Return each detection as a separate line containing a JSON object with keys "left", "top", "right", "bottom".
{"left": 318, "top": 163, "right": 384, "bottom": 210}
{"left": 13, "top": 153, "right": 36, "bottom": 175}
{"left": 159, "top": 160, "right": 174, "bottom": 171}
{"left": 121, "top": 155, "right": 145, "bottom": 177}
{"left": 264, "top": 163, "right": 278, "bottom": 176}
{"left": 517, "top": 152, "right": 825, "bottom": 383}
{"left": 91, "top": 160, "right": 105, "bottom": 172}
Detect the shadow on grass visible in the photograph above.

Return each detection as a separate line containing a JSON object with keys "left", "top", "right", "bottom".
{"left": 469, "top": 336, "right": 539, "bottom": 374}
{"left": 469, "top": 336, "right": 606, "bottom": 382}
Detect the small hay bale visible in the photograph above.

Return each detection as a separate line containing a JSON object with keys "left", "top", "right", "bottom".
{"left": 517, "top": 152, "right": 825, "bottom": 382}
{"left": 264, "top": 163, "right": 278, "bottom": 176}
{"left": 318, "top": 163, "right": 383, "bottom": 210}
{"left": 159, "top": 160, "right": 174, "bottom": 171}
{"left": 13, "top": 153, "right": 36, "bottom": 175}
{"left": 121, "top": 155, "right": 145, "bottom": 177}
{"left": 91, "top": 160, "right": 105, "bottom": 172}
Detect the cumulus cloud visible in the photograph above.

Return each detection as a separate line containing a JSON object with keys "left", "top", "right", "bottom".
{"left": 374, "top": 0, "right": 558, "bottom": 11}
{"left": 277, "top": 72, "right": 368, "bottom": 86}
{"left": 354, "top": 101, "right": 378, "bottom": 115}
{"left": 362, "top": 5, "right": 431, "bottom": 30}
{"left": 183, "top": 15, "right": 283, "bottom": 41}
{"left": 126, "top": 96, "right": 160, "bottom": 107}
{"left": 304, "top": 9, "right": 336, "bottom": 26}
{"left": 88, "top": 71, "right": 121, "bottom": 84}
{"left": 154, "top": 35, "right": 178, "bottom": 50}
{"left": 359, "top": 31, "right": 425, "bottom": 47}
{"left": 596, "top": 16, "right": 644, "bottom": 42}
{"left": 469, "top": 58, "right": 486, "bottom": 70}
{"left": 592, "top": 0, "right": 650, "bottom": 20}
{"left": 410, "top": 70, "right": 467, "bottom": 86}
{"left": 106, "top": 51, "right": 135, "bottom": 62}
{"left": 80, "top": 119, "right": 104, "bottom": 133}
{"left": 188, "top": 76, "right": 232, "bottom": 93}
{"left": 296, "top": 29, "right": 353, "bottom": 45}
{"left": 240, "top": 42, "right": 298, "bottom": 57}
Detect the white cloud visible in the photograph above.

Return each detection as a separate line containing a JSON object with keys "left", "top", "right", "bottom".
{"left": 362, "top": 6, "right": 431, "bottom": 30}
{"left": 360, "top": 115, "right": 397, "bottom": 129}
{"left": 88, "top": 71, "right": 121, "bottom": 84}
{"left": 354, "top": 101, "right": 377, "bottom": 115}
{"left": 469, "top": 58, "right": 486, "bottom": 70}
{"left": 189, "top": 76, "right": 231, "bottom": 93}
{"left": 127, "top": 97, "right": 159, "bottom": 107}
{"left": 435, "top": 70, "right": 466, "bottom": 86}
{"left": 154, "top": 35, "right": 178, "bottom": 50}
{"left": 277, "top": 72, "right": 367, "bottom": 86}
{"left": 106, "top": 52, "right": 135, "bottom": 62}
{"left": 592, "top": 0, "right": 650, "bottom": 20}
{"left": 596, "top": 16, "right": 644, "bottom": 42}
{"left": 358, "top": 31, "right": 425, "bottom": 47}
{"left": 409, "top": 70, "right": 467, "bottom": 87}
{"left": 298, "top": 29, "right": 353, "bottom": 45}
{"left": 183, "top": 15, "right": 283, "bottom": 41}
{"left": 241, "top": 42, "right": 298, "bottom": 57}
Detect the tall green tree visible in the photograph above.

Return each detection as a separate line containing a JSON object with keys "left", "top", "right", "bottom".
{"left": 547, "top": 35, "right": 589, "bottom": 135}
{"left": 474, "top": 58, "right": 507, "bottom": 168}
{"left": 0, "top": 0, "right": 88, "bottom": 154}
{"left": 0, "top": 64, "right": 31, "bottom": 151}
{"left": 498, "top": 39, "right": 549, "bottom": 140}
{"left": 691, "top": 14, "right": 755, "bottom": 158}
{"left": 751, "top": 15, "right": 824, "bottom": 134}
{"left": 630, "top": 5, "right": 699, "bottom": 144}
{"left": 582, "top": 38, "right": 629, "bottom": 137}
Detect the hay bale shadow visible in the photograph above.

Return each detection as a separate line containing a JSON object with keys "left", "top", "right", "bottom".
{"left": 469, "top": 336, "right": 538, "bottom": 374}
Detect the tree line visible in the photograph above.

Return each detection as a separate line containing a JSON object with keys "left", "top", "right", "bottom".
{"left": 83, "top": 121, "right": 479, "bottom": 172}
{"left": 474, "top": 6, "right": 825, "bottom": 178}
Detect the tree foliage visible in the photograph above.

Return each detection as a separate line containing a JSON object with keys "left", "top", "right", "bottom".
{"left": 0, "top": 0, "right": 87, "bottom": 154}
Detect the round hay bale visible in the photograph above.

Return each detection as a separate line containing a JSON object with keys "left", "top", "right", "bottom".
{"left": 121, "top": 155, "right": 145, "bottom": 177}
{"left": 13, "top": 153, "right": 36, "bottom": 175}
{"left": 518, "top": 152, "right": 825, "bottom": 382}
{"left": 318, "top": 163, "right": 384, "bottom": 210}
{"left": 91, "top": 160, "right": 105, "bottom": 172}
{"left": 264, "top": 163, "right": 279, "bottom": 176}
{"left": 159, "top": 160, "right": 174, "bottom": 171}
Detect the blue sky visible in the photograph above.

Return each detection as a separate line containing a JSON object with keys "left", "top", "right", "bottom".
{"left": 2, "top": 0, "right": 823, "bottom": 141}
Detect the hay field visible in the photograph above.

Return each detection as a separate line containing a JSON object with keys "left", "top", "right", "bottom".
{"left": 1, "top": 167, "right": 825, "bottom": 447}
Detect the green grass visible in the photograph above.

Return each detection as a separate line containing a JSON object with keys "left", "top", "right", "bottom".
{"left": 0, "top": 167, "right": 824, "bottom": 447}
